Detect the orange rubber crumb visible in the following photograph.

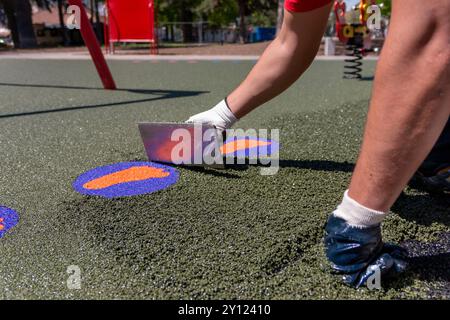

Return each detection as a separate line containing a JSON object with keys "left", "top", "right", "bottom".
{"left": 83, "top": 166, "right": 170, "bottom": 190}
{"left": 220, "top": 139, "right": 271, "bottom": 155}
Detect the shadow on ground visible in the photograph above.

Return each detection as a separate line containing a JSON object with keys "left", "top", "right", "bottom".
{"left": 382, "top": 193, "right": 450, "bottom": 296}
{"left": 360, "top": 76, "right": 375, "bottom": 81}
{"left": 393, "top": 192, "right": 450, "bottom": 227}
{"left": 174, "top": 159, "right": 355, "bottom": 177}
{"left": 0, "top": 82, "right": 208, "bottom": 119}
{"left": 386, "top": 233, "right": 450, "bottom": 298}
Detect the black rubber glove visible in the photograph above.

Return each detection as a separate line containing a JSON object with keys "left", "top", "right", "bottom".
{"left": 324, "top": 215, "right": 408, "bottom": 288}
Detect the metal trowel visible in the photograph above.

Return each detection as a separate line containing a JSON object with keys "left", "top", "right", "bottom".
{"left": 138, "top": 122, "right": 225, "bottom": 168}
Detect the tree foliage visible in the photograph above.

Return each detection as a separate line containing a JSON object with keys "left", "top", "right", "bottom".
{"left": 0, "top": 0, "right": 56, "bottom": 48}
{"left": 376, "top": 0, "right": 391, "bottom": 17}
{"left": 33, "top": 0, "right": 54, "bottom": 10}
{"left": 156, "top": 0, "right": 277, "bottom": 27}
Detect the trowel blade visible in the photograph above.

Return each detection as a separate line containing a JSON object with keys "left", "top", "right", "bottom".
{"left": 138, "top": 122, "right": 225, "bottom": 168}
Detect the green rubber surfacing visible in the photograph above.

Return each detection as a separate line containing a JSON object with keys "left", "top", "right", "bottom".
{"left": 0, "top": 59, "right": 448, "bottom": 299}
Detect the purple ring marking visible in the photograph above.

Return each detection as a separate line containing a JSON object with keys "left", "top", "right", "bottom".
{"left": 73, "top": 161, "right": 179, "bottom": 199}
{"left": 0, "top": 206, "right": 19, "bottom": 239}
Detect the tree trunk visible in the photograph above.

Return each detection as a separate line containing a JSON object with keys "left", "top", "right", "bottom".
{"left": 14, "top": 0, "right": 38, "bottom": 48}
{"left": 169, "top": 24, "right": 174, "bottom": 41}
{"left": 94, "top": 0, "right": 102, "bottom": 42}
{"left": 57, "top": 0, "right": 69, "bottom": 45}
{"left": 3, "top": 0, "right": 37, "bottom": 48}
{"left": 238, "top": 0, "right": 246, "bottom": 44}
{"left": 276, "top": 0, "right": 285, "bottom": 34}
{"left": 2, "top": 0, "right": 20, "bottom": 47}
{"left": 180, "top": 7, "right": 193, "bottom": 42}
{"left": 89, "top": 0, "right": 93, "bottom": 23}
{"left": 94, "top": 0, "right": 100, "bottom": 25}
{"left": 88, "top": 0, "right": 100, "bottom": 41}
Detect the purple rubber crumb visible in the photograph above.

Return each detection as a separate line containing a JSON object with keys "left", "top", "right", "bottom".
{"left": 401, "top": 232, "right": 450, "bottom": 299}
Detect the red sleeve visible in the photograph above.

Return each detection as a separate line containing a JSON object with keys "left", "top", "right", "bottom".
{"left": 285, "top": 0, "right": 333, "bottom": 13}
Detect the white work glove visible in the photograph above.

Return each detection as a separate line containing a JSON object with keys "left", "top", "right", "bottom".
{"left": 186, "top": 99, "right": 238, "bottom": 132}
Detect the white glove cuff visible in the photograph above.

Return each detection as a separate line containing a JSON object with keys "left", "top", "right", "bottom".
{"left": 212, "top": 99, "right": 238, "bottom": 127}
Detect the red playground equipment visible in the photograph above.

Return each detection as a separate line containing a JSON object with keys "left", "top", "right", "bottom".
{"left": 333, "top": 0, "right": 375, "bottom": 79}
{"left": 104, "top": 0, "right": 158, "bottom": 54}
{"left": 68, "top": 0, "right": 116, "bottom": 90}
{"left": 334, "top": 0, "right": 347, "bottom": 43}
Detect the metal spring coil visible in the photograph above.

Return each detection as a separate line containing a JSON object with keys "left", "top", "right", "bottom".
{"left": 343, "top": 44, "right": 363, "bottom": 80}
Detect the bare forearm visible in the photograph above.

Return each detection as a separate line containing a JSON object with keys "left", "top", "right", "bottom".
{"left": 228, "top": 37, "right": 316, "bottom": 118}
{"left": 227, "top": 6, "right": 332, "bottom": 118}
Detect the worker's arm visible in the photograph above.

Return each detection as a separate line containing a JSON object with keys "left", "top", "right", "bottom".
{"left": 187, "top": 4, "right": 333, "bottom": 130}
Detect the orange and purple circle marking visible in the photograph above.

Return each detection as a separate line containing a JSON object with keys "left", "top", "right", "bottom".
{"left": 221, "top": 136, "right": 279, "bottom": 158}
{"left": 73, "top": 162, "right": 179, "bottom": 198}
{"left": 0, "top": 206, "right": 19, "bottom": 239}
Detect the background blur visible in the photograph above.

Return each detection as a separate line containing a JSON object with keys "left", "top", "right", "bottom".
{"left": 0, "top": 0, "right": 391, "bottom": 53}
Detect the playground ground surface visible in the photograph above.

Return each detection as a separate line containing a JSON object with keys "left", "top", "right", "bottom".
{"left": 0, "top": 56, "right": 448, "bottom": 299}
{"left": 0, "top": 39, "right": 358, "bottom": 57}
{"left": 0, "top": 42, "right": 272, "bottom": 56}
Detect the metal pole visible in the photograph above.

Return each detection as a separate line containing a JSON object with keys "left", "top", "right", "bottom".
{"left": 197, "top": 21, "right": 203, "bottom": 44}
{"left": 68, "top": 0, "right": 116, "bottom": 90}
